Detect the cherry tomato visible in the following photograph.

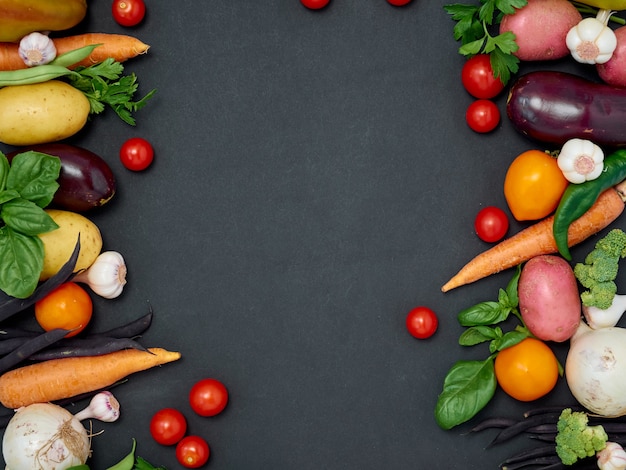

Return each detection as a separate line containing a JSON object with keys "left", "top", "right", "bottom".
{"left": 189, "top": 378, "right": 229, "bottom": 417}
{"left": 465, "top": 99, "right": 500, "bottom": 133}
{"left": 461, "top": 55, "right": 505, "bottom": 99}
{"left": 387, "top": 0, "right": 413, "bottom": 5}
{"left": 119, "top": 137, "right": 154, "bottom": 171}
{"left": 176, "top": 435, "right": 210, "bottom": 468}
{"left": 474, "top": 206, "right": 509, "bottom": 243}
{"left": 35, "top": 282, "right": 93, "bottom": 338}
{"left": 406, "top": 306, "right": 438, "bottom": 339}
{"left": 504, "top": 150, "right": 569, "bottom": 221}
{"left": 150, "top": 408, "right": 187, "bottom": 446}
{"left": 112, "top": 0, "right": 146, "bottom": 27}
{"left": 300, "top": 0, "right": 330, "bottom": 9}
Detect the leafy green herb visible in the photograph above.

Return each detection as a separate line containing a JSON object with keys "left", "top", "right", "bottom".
{"left": 443, "top": 0, "right": 527, "bottom": 84}
{"left": 0, "top": 151, "right": 60, "bottom": 299}
{"left": 66, "top": 58, "right": 156, "bottom": 126}
{"left": 434, "top": 266, "right": 532, "bottom": 430}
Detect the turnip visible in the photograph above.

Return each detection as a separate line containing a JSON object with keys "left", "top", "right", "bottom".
{"left": 597, "top": 25, "right": 626, "bottom": 86}
{"left": 518, "top": 255, "right": 581, "bottom": 342}
{"left": 500, "top": 0, "right": 582, "bottom": 61}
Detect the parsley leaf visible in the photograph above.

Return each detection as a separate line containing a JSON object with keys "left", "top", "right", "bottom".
{"left": 66, "top": 58, "right": 156, "bottom": 126}
{"left": 444, "top": 0, "right": 526, "bottom": 84}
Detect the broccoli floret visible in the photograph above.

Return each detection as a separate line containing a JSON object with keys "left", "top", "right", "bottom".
{"left": 555, "top": 408, "right": 608, "bottom": 466}
{"left": 574, "top": 229, "right": 626, "bottom": 309}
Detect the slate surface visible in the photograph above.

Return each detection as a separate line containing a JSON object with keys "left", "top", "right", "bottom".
{"left": 1, "top": 0, "right": 624, "bottom": 469}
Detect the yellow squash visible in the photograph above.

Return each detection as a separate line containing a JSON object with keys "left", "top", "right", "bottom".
{"left": 0, "top": 0, "right": 87, "bottom": 42}
{"left": 576, "top": 0, "right": 626, "bottom": 10}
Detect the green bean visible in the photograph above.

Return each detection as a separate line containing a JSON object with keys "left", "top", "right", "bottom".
{"left": 49, "top": 44, "right": 101, "bottom": 68}
{"left": 0, "top": 64, "right": 79, "bottom": 88}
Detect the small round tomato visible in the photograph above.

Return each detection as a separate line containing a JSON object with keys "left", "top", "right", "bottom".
{"left": 150, "top": 408, "right": 187, "bottom": 446}
{"left": 300, "top": 0, "right": 330, "bottom": 9}
{"left": 35, "top": 282, "right": 93, "bottom": 337}
{"left": 465, "top": 99, "right": 500, "bottom": 133}
{"left": 504, "top": 149, "right": 569, "bottom": 221}
{"left": 461, "top": 55, "right": 505, "bottom": 99}
{"left": 176, "top": 436, "right": 210, "bottom": 468}
{"left": 494, "top": 337, "right": 559, "bottom": 402}
{"left": 387, "top": 0, "right": 412, "bottom": 5}
{"left": 406, "top": 306, "right": 438, "bottom": 339}
{"left": 474, "top": 206, "right": 509, "bottom": 243}
{"left": 190, "top": 378, "right": 229, "bottom": 417}
{"left": 112, "top": 0, "right": 146, "bottom": 27}
{"left": 119, "top": 137, "right": 154, "bottom": 171}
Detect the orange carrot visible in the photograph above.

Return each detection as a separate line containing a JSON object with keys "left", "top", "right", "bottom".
{"left": 0, "top": 33, "right": 150, "bottom": 71}
{"left": 0, "top": 347, "right": 180, "bottom": 408}
{"left": 441, "top": 185, "right": 626, "bottom": 293}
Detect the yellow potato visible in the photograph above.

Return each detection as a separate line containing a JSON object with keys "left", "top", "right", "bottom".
{"left": 38, "top": 209, "right": 102, "bottom": 281}
{"left": 0, "top": 80, "right": 90, "bottom": 146}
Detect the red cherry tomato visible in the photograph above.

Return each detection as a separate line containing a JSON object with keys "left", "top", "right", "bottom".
{"left": 189, "top": 378, "right": 229, "bottom": 417}
{"left": 112, "top": 0, "right": 146, "bottom": 27}
{"left": 119, "top": 137, "right": 154, "bottom": 171}
{"left": 474, "top": 206, "right": 509, "bottom": 243}
{"left": 176, "top": 436, "right": 210, "bottom": 468}
{"left": 387, "top": 0, "right": 413, "bottom": 5}
{"left": 150, "top": 408, "right": 187, "bottom": 446}
{"left": 300, "top": 0, "right": 330, "bottom": 9}
{"left": 406, "top": 306, "right": 438, "bottom": 339}
{"left": 461, "top": 55, "right": 505, "bottom": 99}
{"left": 465, "top": 99, "right": 500, "bottom": 133}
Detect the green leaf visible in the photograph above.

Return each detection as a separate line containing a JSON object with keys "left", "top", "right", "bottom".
{"left": 1, "top": 199, "right": 58, "bottom": 236}
{"left": 6, "top": 151, "right": 60, "bottom": 208}
{"left": 458, "top": 300, "right": 511, "bottom": 326}
{"left": 459, "top": 37, "right": 487, "bottom": 56}
{"left": 459, "top": 325, "right": 501, "bottom": 346}
{"left": 0, "top": 152, "right": 9, "bottom": 190}
{"left": 0, "top": 189, "right": 20, "bottom": 205}
{"left": 495, "top": 0, "right": 527, "bottom": 14}
{"left": 0, "top": 226, "right": 44, "bottom": 298}
{"left": 434, "top": 358, "right": 497, "bottom": 430}
{"left": 505, "top": 265, "right": 521, "bottom": 307}
{"left": 490, "top": 329, "right": 528, "bottom": 353}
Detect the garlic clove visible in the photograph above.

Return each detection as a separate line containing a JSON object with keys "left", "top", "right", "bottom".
{"left": 73, "top": 251, "right": 127, "bottom": 299}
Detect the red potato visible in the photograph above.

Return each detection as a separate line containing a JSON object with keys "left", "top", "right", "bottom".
{"left": 597, "top": 26, "right": 626, "bottom": 87}
{"left": 500, "top": 0, "right": 582, "bottom": 61}
{"left": 518, "top": 255, "right": 581, "bottom": 342}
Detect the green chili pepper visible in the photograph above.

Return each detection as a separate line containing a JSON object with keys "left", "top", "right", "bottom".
{"left": 553, "top": 149, "right": 626, "bottom": 260}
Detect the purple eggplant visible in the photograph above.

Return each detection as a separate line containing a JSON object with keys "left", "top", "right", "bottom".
{"left": 7, "top": 143, "right": 116, "bottom": 212}
{"left": 507, "top": 71, "right": 626, "bottom": 148}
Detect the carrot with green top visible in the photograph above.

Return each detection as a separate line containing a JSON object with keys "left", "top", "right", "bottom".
{"left": 0, "top": 347, "right": 181, "bottom": 409}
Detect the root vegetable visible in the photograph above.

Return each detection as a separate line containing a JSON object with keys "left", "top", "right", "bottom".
{"left": 597, "top": 25, "right": 626, "bottom": 87}
{"left": 518, "top": 255, "right": 581, "bottom": 342}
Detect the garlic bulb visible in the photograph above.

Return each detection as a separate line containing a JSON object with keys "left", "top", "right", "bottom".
{"left": 598, "top": 442, "right": 626, "bottom": 470}
{"left": 74, "top": 391, "right": 120, "bottom": 423}
{"left": 566, "top": 11, "right": 617, "bottom": 64}
{"left": 557, "top": 138, "right": 604, "bottom": 184}
{"left": 73, "top": 251, "right": 127, "bottom": 299}
{"left": 18, "top": 32, "right": 57, "bottom": 67}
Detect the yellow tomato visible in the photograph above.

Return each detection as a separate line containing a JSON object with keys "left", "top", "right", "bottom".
{"left": 35, "top": 282, "right": 93, "bottom": 337}
{"left": 504, "top": 150, "right": 569, "bottom": 221}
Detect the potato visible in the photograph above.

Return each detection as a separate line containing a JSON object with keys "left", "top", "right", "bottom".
{"left": 38, "top": 209, "right": 102, "bottom": 281}
{"left": 518, "top": 255, "right": 581, "bottom": 342}
{"left": 0, "top": 80, "right": 90, "bottom": 146}
{"left": 597, "top": 26, "right": 626, "bottom": 87}
{"left": 499, "top": 0, "right": 582, "bottom": 61}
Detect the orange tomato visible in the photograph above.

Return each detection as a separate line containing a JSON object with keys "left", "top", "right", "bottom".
{"left": 35, "top": 282, "right": 93, "bottom": 337}
{"left": 494, "top": 337, "right": 559, "bottom": 402}
{"left": 504, "top": 150, "right": 569, "bottom": 221}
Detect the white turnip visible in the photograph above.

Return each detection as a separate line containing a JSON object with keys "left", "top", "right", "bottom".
{"left": 597, "top": 25, "right": 626, "bottom": 86}
{"left": 500, "top": 0, "right": 582, "bottom": 61}
{"left": 518, "top": 255, "right": 581, "bottom": 342}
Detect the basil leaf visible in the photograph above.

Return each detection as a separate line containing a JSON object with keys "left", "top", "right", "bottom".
{"left": 6, "top": 151, "right": 60, "bottom": 208}
{"left": 458, "top": 300, "right": 511, "bottom": 326}
{"left": 459, "top": 325, "right": 500, "bottom": 346}
{"left": 1, "top": 199, "right": 59, "bottom": 236}
{"left": 490, "top": 329, "right": 528, "bottom": 353}
{"left": 0, "top": 227, "right": 44, "bottom": 298}
{"left": 0, "top": 189, "right": 20, "bottom": 205}
{"left": 505, "top": 265, "right": 521, "bottom": 307}
{"left": 0, "top": 153, "right": 9, "bottom": 190}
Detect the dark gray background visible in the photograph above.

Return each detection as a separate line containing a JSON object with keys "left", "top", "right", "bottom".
{"left": 1, "top": 0, "right": 623, "bottom": 468}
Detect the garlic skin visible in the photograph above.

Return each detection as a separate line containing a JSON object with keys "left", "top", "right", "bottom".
{"left": 73, "top": 251, "right": 127, "bottom": 299}
{"left": 557, "top": 138, "right": 604, "bottom": 184}
{"left": 74, "top": 391, "right": 120, "bottom": 423}
{"left": 583, "top": 295, "right": 626, "bottom": 330}
{"left": 18, "top": 32, "right": 57, "bottom": 67}
{"left": 567, "top": 11, "right": 617, "bottom": 64}
{"left": 597, "top": 442, "right": 626, "bottom": 470}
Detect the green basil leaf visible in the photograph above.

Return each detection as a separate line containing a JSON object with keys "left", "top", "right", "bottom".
{"left": 1, "top": 199, "right": 59, "bottom": 236}
{"left": 0, "top": 227, "right": 44, "bottom": 298}
{"left": 459, "top": 325, "right": 500, "bottom": 346}
{"left": 505, "top": 266, "right": 521, "bottom": 307}
{"left": 491, "top": 329, "right": 528, "bottom": 353}
{"left": 458, "top": 300, "right": 510, "bottom": 326}
{"left": 0, "top": 189, "right": 20, "bottom": 205}
{"left": 106, "top": 439, "right": 136, "bottom": 470}
{"left": 434, "top": 358, "right": 497, "bottom": 430}
{"left": 0, "top": 153, "right": 9, "bottom": 190}
{"left": 6, "top": 151, "right": 60, "bottom": 208}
